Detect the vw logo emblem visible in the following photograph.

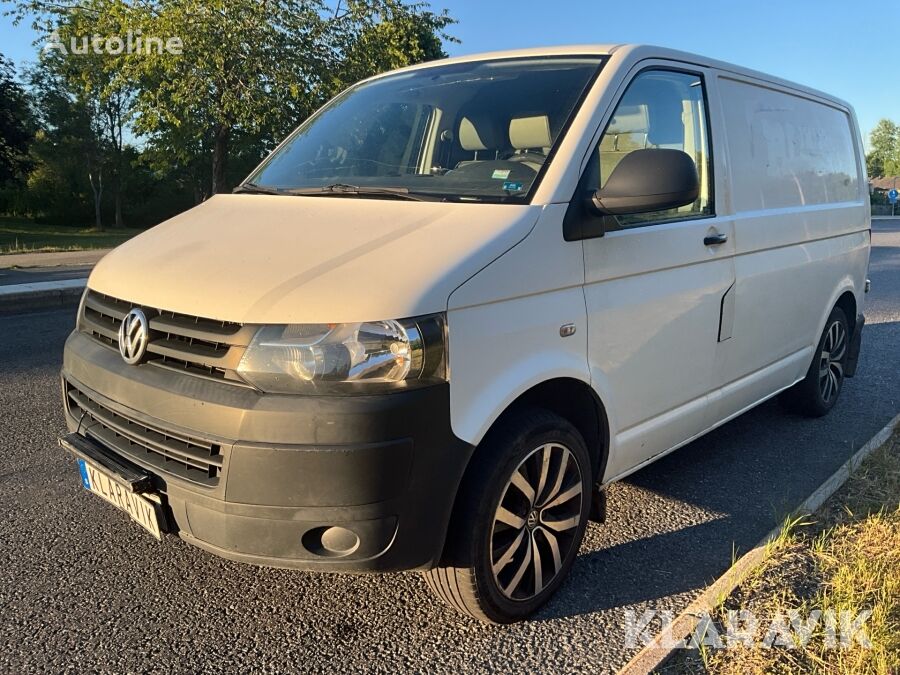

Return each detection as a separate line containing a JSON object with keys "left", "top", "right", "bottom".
{"left": 118, "top": 308, "right": 150, "bottom": 365}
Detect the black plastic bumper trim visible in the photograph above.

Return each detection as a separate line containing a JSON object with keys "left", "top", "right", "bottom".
{"left": 59, "top": 432, "right": 154, "bottom": 494}
{"left": 845, "top": 313, "right": 865, "bottom": 378}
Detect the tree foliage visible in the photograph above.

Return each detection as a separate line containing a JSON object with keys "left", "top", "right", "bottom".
{"left": 9, "top": 0, "right": 455, "bottom": 197}
{"left": 13, "top": 54, "right": 109, "bottom": 227}
{"left": 28, "top": 42, "right": 135, "bottom": 229}
{"left": 0, "top": 53, "right": 33, "bottom": 185}
{"left": 4, "top": 0, "right": 455, "bottom": 224}
{"left": 866, "top": 118, "right": 900, "bottom": 178}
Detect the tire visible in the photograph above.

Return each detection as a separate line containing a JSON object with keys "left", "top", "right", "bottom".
{"left": 780, "top": 306, "right": 850, "bottom": 417}
{"left": 423, "top": 407, "right": 592, "bottom": 623}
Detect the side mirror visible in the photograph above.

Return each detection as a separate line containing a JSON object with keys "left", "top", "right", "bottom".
{"left": 587, "top": 148, "right": 700, "bottom": 217}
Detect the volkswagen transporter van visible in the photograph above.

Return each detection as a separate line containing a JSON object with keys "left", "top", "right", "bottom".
{"left": 60, "top": 44, "right": 870, "bottom": 623}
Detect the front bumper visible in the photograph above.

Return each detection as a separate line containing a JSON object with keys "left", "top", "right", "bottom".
{"left": 61, "top": 330, "right": 473, "bottom": 572}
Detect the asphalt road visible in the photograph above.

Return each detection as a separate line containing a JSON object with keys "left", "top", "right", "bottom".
{"left": 0, "top": 265, "right": 93, "bottom": 287}
{"left": 1, "top": 221, "right": 898, "bottom": 674}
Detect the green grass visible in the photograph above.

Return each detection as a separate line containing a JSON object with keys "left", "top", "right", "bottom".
{"left": 0, "top": 219, "right": 143, "bottom": 254}
{"left": 660, "top": 430, "right": 900, "bottom": 675}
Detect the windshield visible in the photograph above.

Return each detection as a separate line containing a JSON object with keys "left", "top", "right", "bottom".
{"left": 246, "top": 56, "right": 605, "bottom": 202}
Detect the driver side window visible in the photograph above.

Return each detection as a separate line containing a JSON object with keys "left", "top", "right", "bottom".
{"left": 593, "top": 69, "right": 713, "bottom": 227}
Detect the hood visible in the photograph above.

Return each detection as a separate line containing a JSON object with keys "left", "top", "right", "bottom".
{"left": 88, "top": 194, "right": 541, "bottom": 324}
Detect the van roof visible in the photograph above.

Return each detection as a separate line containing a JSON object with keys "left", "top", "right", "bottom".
{"left": 366, "top": 44, "right": 853, "bottom": 113}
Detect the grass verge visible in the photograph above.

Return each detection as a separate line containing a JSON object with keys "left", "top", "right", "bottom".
{"left": 661, "top": 428, "right": 900, "bottom": 675}
{"left": 0, "top": 219, "right": 142, "bottom": 254}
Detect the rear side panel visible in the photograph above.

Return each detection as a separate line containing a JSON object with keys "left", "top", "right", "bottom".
{"left": 711, "top": 74, "right": 869, "bottom": 418}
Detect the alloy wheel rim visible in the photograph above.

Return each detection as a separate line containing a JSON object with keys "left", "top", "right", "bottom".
{"left": 489, "top": 442, "right": 584, "bottom": 601}
{"left": 818, "top": 320, "right": 846, "bottom": 404}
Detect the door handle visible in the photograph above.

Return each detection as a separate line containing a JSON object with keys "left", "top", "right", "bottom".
{"left": 704, "top": 233, "right": 728, "bottom": 246}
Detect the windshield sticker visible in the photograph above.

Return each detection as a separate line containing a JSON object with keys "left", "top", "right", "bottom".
{"left": 502, "top": 181, "right": 524, "bottom": 192}
{"left": 491, "top": 169, "right": 511, "bottom": 180}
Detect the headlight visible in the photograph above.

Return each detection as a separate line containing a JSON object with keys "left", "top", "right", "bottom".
{"left": 236, "top": 314, "right": 446, "bottom": 394}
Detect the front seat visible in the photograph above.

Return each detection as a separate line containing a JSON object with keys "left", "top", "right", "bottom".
{"left": 507, "top": 115, "right": 552, "bottom": 171}
{"left": 456, "top": 115, "right": 504, "bottom": 167}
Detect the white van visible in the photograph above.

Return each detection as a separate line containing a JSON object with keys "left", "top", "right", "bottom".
{"left": 60, "top": 44, "right": 870, "bottom": 623}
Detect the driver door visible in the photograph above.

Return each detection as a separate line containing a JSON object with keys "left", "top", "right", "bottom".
{"left": 582, "top": 66, "right": 736, "bottom": 478}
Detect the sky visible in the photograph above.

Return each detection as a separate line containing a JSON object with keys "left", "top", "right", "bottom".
{"left": 1, "top": 0, "right": 895, "bottom": 147}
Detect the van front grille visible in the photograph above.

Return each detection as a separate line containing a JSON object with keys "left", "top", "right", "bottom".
{"left": 79, "top": 290, "right": 255, "bottom": 385}
{"left": 65, "top": 381, "right": 224, "bottom": 485}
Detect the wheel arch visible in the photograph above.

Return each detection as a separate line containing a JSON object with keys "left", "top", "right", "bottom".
{"left": 814, "top": 279, "right": 859, "bottom": 346}
{"left": 437, "top": 377, "right": 611, "bottom": 567}
{"left": 797, "top": 282, "right": 859, "bottom": 386}
{"left": 462, "top": 377, "right": 610, "bottom": 486}
{"left": 834, "top": 289, "right": 858, "bottom": 335}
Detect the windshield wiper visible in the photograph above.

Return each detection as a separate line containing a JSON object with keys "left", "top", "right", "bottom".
{"left": 233, "top": 182, "right": 283, "bottom": 195}
{"left": 289, "top": 183, "right": 432, "bottom": 201}
{"left": 235, "top": 181, "right": 435, "bottom": 201}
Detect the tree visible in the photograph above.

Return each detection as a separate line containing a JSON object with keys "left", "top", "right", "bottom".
{"left": 93, "top": 0, "right": 454, "bottom": 194}
{"left": 324, "top": 1, "right": 454, "bottom": 93}
{"left": 6, "top": 0, "right": 456, "bottom": 213}
{"left": 39, "top": 8, "right": 136, "bottom": 227}
{"left": 866, "top": 118, "right": 900, "bottom": 178}
{"left": 0, "top": 53, "right": 33, "bottom": 185}
{"left": 25, "top": 57, "right": 107, "bottom": 227}
{"left": 4, "top": 1, "right": 138, "bottom": 227}
{"left": 28, "top": 47, "right": 121, "bottom": 229}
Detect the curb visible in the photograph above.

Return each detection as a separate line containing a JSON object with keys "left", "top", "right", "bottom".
{"left": 619, "top": 410, "right": 900, "bottom": 675}
{"left": 0, "top": 278, "right": 86, "bottom": 314}
{"left": 0, "top": 248, "right": 111, "bottom": 270}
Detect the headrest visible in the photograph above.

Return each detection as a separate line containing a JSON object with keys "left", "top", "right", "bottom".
{"left": 606, "top": 104, "right": 649, "bottom": 135}
{"left": 509, "top": 115, "right": 552, "bottom": 150}
{"left": 459, "top": 116, "right": 503, "bottom": 151}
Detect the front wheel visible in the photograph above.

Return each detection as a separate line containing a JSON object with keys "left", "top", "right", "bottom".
{"left": 423, "top": 408, "right": 592, "bottom": 623}
{"left": 780, "top": 306, "right": 849, "bottom": 417}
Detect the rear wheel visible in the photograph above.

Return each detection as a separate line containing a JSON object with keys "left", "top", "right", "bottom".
{"left": 780, "top": 306, "right": 849, "bottom": 417}
{"left": 423, "top": 408, "right": 592, "bottom": 623}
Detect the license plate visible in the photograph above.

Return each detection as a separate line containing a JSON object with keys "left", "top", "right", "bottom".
{"left": 77, "top": 458, "right": 162, "bottom": 539}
